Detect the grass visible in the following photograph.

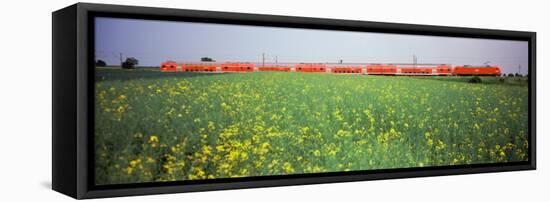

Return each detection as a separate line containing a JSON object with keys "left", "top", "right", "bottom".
{"left": 94, "top": 68, "right": 529, "bottom": 185}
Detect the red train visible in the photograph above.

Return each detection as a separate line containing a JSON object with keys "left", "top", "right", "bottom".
{"left": 453, "top": 65, "right": 501, "bottom": 76}
{"left": 160, "top": 62, "right": 502, "bottom": 76}
{"left": 295, "top": 64, "right": 327, "bottom": 73}
{"left": 159, "top": 61, "right": 178, "bottom": 72}
{"left": 258, "top": 66, "right": 291, "bottom": 72}
{"left": 220, "top": 63, "right": 254, "bottom": 72}
{"left": 366, "top": 64, "right": 398, "bottom": 75}
{"left": 331, "top": 66, "right": 362, "bottom": 74}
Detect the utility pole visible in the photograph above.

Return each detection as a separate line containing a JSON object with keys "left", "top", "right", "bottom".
{"left": 413, "top": 54, "right": 417, "bottom": 68}
{"left": 275, "top": 56, "right": 278, "bottom": 66}
{"left": 518, "top": 64, "right": 522, "bottom": 75}
{"left": 119, "top": 53, "right": 123, "bottom": 65}
{"left": 262, "top": 52, "right": 265, "bottom": 67}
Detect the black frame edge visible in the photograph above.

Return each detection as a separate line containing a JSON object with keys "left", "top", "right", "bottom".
{"left": 52, "top": 3, "right": 78, "bottom": 199}
{"left": 77, "top": 3, "right": 92, "bottom": 199}
{"left": 77, "top": 2, "right": 535, "bottom": 40}
{"left": 529, "top": 32, "right": 536, "bottom": 170}
{"left": 82, "top": 164, "right": 534, "bottom": 198}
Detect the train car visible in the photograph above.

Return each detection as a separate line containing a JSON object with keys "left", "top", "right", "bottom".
{"left": 366, "top": 64, "right": 398, "bottom": 75}
{"left": 435, "top": 65, "right": 453, "bottom": 75}
{"left": 220, "top": 63, "right": 254, "bottom": 72}
{"left": 295, "top": 64, "right": 327, "bottom": 73}
{"left": 330, "top": 66, "right": 362, "bottom": 74}
{"left": 160, "top": 61, "right": 178, "bottom": 72}
{"left": 453, "top": 65, "right": 501, "bottom": 76}
{"left": 182, "top": 63, "right": 217, "bottom": 72}
{"left": 258, "top": 66, "right": 291, "bottom": 72}
{"left": 399, "top": 66, "right": 434, "bottom": 75}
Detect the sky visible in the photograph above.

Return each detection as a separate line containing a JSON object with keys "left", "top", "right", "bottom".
{"left": 95, "top": 17, "right": 529, "bottom": 74}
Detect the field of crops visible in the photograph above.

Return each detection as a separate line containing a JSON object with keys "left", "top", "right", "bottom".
{"left": 94, "top": 69, "right": 529, "bottom": 185}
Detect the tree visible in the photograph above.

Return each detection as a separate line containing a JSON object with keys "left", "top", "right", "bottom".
{"left": 122, "top": 57, "right": 138, "bottom": 69}
{"left": 95, "top": 59, "right": 107, "bottom": 67}
{"left": 507, "top": 73, "right": 515, "bottom": 77}
{"left": 515, "top": 73, "right": 522, "bottom": 77}
{"left": 201, "top": 57, "right": 215, "bottom": 62}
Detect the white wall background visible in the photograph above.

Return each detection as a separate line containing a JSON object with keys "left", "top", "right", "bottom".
{"left": 0, "top": 0, "right": 547, "bottom": 201}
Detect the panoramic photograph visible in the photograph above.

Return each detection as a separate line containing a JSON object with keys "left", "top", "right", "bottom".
{"left": 94, "top": 17, "right": 529, "bottom": 185}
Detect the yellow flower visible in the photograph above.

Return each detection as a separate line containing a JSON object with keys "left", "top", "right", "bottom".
{"left": 216, "top": 145, "right": 225, "bottom": 152}
{"left": 208, "top": 121, "right": 216, "bottom": 131}
{"left": 328, "top": 149, "right": 337, "bottom": 156}
{"left": 196, "top": 169, "right": 206, "bottom": 178}
{"left": 436, "top": 140, "right": 446, "bottom": 150}
{"left": 313, "top": 149, "right": 321, "bottom": 157}
{"left": 149, "top": 135, "right": 159, "bottom": 143}
{"left": 424, "top": 132, "right": 430, "bottom": 139}
{"left": 202, "top": 145, "right": 212, "bottom": 156}
{"left": 283, "top": 162, "right": 295, "bottom": 173}
{"left": 228, "top": 150, "right": 240, "bottom": 161}
{"left": 126, "top": 167, "right": 133, "bottom": 175}
{"left": 300, "top": 127, "right": 310, "bottom": 134}
{"left": 163, "top": 164, "right": 174, "bottom": 174}
{"left": 240, "top": 152, "right": 249, "bottom": 161}
{"left": 116, "top": 106, "right": 125, "bottom": 113}
{"left": 129, "top": 159, "right": 141, "bottom": 167}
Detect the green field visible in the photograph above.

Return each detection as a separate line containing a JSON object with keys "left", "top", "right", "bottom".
{"left": 95, "top": 69, "right": 529, "bottom": 185}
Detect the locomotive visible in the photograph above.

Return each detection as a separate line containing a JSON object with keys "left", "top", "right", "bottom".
{"left": 160, "top": 61, "right": 502, "bottom": 76}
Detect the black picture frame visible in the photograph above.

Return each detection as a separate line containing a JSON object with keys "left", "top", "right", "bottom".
{"left": 52, "top": 3, "right": 536, "bottom": 199}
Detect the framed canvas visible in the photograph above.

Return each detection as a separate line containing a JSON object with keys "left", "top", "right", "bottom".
{"left": 52, "top": 3, "right": 536, "bottom": 199}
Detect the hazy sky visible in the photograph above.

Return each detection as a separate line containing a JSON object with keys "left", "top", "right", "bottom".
{"left": 95, "top": 17, "right": 529, "bottom": 74}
